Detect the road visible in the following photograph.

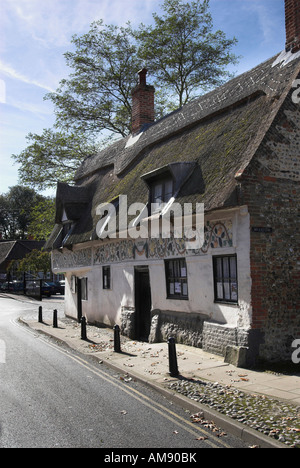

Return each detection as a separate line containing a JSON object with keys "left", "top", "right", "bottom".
{"left": 0, "top": 295, "right": 248, "bottom": 450}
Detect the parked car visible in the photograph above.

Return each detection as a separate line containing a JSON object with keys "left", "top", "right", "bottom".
{"left": 47, "top": 281, "right": 65, "bottom": 295}
{"left": 26, "top": 280, "right": 53, "bottom": 297}
{"left": 41, "top": 282, "right": 54, "bottom": 297}
{"left": 0, "top": 281, "right": 23, "bottom": 292}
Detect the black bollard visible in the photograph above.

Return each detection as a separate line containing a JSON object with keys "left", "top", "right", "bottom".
{"left": 38, "top": 306, "right": 43, "bottom": 323}
{"left": 168, "top": 336, "right": 179, "bottom": 377}
{"left": 113, "top": 324, "right": 121, "bottom": 353}
{"left": 81, "top": 316, "right": 87, "bottom": 340}
{"left": 53, "top": 309, "right": 58, "bottom": 328}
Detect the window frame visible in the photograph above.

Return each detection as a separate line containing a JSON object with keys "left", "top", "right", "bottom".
{"left": 61, "top": 221, "right": 75, "bottom": 245}
{"left": 102, "top": 266, "right": 111, "bottom": 290}
{"left": 150, "top": 176, "right": 174, "bottom": 212}
{"left": 165, "top": 258, "right": 189, "bottom": 300}
{"left": 213, "top": 254, "right": 238, "bottom": 304}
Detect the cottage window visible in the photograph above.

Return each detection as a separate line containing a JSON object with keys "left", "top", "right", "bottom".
{"left": 165, "top": 258, "right": 188, "bottom": 300}
{"left": 61, "top": 221, "right": 75, "bottom": 246}
{"left": 151, "top": 177, "right": 174, "bottom": 212}
{"left": 213, "top": 255, "right": 238, "bottom": 303}
{"left": 102, "top": 266, "right": 111, "bottom": 290}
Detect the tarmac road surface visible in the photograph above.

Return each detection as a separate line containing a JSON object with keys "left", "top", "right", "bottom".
{"left": 0, "top": 296, "right": 249, "bottom": 450}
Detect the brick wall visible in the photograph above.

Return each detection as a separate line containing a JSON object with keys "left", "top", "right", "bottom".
{"left": 241, "top": 88, "right": 300, "bottom": 362}
{"left": 285, "top": 0, "right": 300, "bottom": 52}
{"left": 131, "top": 84, "right": 155, "bottom": 135}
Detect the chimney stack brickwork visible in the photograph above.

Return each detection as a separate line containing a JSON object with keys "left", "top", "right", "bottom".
{"left": 285, "top": 0, "right": 300, "bottom": 52}
{"left": 131, "top": 69, "right": 155, "bottom": 135}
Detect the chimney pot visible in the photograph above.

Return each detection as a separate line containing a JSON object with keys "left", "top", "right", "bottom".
{"left": 138, "top": 68, "right": 148, "bottom": 86}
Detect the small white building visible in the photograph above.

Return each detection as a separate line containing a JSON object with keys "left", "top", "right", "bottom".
{"left": 46, "top": 2, "right": 300, "bottom": 366}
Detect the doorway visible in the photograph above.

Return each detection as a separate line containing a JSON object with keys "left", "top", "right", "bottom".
{"left": 135, "top": 267, "right": 152, "bottom": 341}
{"left": 77, "top": 277, "right": 88, "bottom": 323}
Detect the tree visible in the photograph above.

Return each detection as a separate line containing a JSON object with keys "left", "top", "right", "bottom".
{"left": 14, "top": 0, "right": 238, "bottom": 190}
{"left": 12, "top": 128, "right": 97, "bottom": 191}
{"left": 9, "top": 250, "right": 51, "bottom": 277}
{"left": 0, "top": 186, "right": 44, "bottom": 240}
{"left": 45, "top": 0, "right": 238, "bottom": 135}
{"left": 27, "top": 197, "right": 56, "bottom": 241}
{"left": 137, "top": 0, "right": 238, "bottom": 109}
{"left": 45, "top": 21, "right": 140, "bottom": 138}
{"left": 0, "top": 194, "right": 11, "bottom": 239}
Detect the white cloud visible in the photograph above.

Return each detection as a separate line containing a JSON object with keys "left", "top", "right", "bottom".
{"left": 0, "top": 79, "right": 6, "bottom": 103}
{"left": 1, "top": 0, "right": 162, "bottom": 94}
{"left": 0, "top": 60, "right": 55, "bottom": 93}
{"left": 6, "top": 97, "right": 53, "bottom": 117}
{"left": 3, "top": 0, "right": 160, "bottom": 49}
{"left": 241, "top": 0, "right": 281, "bottom": 45}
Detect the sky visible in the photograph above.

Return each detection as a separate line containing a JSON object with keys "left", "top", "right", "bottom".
{"left": 0, "top": 0, "right": 286, "bottom": 196}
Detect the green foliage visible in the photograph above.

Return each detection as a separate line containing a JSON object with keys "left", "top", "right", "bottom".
{"left": 46, "top": 21, "right": 140, "bottom": 138}
{"left": 8, "top": 250, "right": 51, "bottom": 276}
{"left": 0, "top": 186, "right": 45, "bottom": 240}
{"left": 12, "top": 129, "right": 97, "bottom": 191}
{"left": 28, "top": 197, "right": 56, "bottom": 241}
{"left": 137, "top": 0, "right": 239, "bottom": 109}
{"left": 13, "top": 0, "right": 239, "bottom": 191}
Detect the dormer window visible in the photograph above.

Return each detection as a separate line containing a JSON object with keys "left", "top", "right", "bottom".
{"left": 141, "top": 162, "right": 197, "bottom": 215}
{"left": 61, "top": 208, "right": 74, "bottom": 245}
{"left": 151, "top": 176, "right": 174, "bottom": 212}
{"left": 62, "top": 222, "right": 73, "bottom": 243}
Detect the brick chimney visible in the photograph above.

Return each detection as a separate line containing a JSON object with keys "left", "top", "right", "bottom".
{"left": 131, "top": 68, "right": 155, "bottom": 135}
{"left": 285, "top": 0, "right": 300, "bottom": 53}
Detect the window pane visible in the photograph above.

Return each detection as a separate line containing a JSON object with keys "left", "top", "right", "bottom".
{"left": 154, "top": 183, "right": 163, "bottom": 203}
{"left": 174, "top": 260, "right": 180, "bottom": 278}
{"left": 230, "top": 257, "right": 237, "bottom": 279}
{"left": 168, "top": 261, "right": 174, "bottom": 278}
{"left": 223, "top": 257, "right": 229, "bottom": 279}
{"left": 216, "top": 282, "right": 224, "bottom": 299}
{"left": 174, "top": 282, "right": 181, "bottom": 294}
{"left": 216, "top": 258, "right": 222, "bottom": 279}
{"left": 182, "top": 282, "right": 188, "bottom": 296}
{"left": 213, "top": 255, "right": 238, "bottom": 303}
{"left": 164, "top": 179, "right": 173, "bottom": 201}
{"left": 231, "top": 282, "right": 238, "bottom": 301}
{"left": 224, "top": 281, "right": 230, "bottom": 300}
{"left": 165, "top": 259, "right": 188, "bottom": 299}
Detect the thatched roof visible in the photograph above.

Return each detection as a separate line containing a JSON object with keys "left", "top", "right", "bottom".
{"left": 46, "top": 52, "right": 300, "bottom": 250}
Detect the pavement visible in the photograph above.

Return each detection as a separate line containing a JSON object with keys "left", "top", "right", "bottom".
{"left": 8, "top": 294, "right": 300, "bottom": 449}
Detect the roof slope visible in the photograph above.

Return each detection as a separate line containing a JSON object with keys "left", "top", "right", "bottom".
{"left": 0, "top": 241, "right": 16, "bottom": 266}
{"left": 75, "top": 54, "right": 299, "bottom": 181}
{"left": 0, "top": 240, "right": 45, "bottom": 268}
{"left": 49, "top": 53, "right": 300, "bottom": 248}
